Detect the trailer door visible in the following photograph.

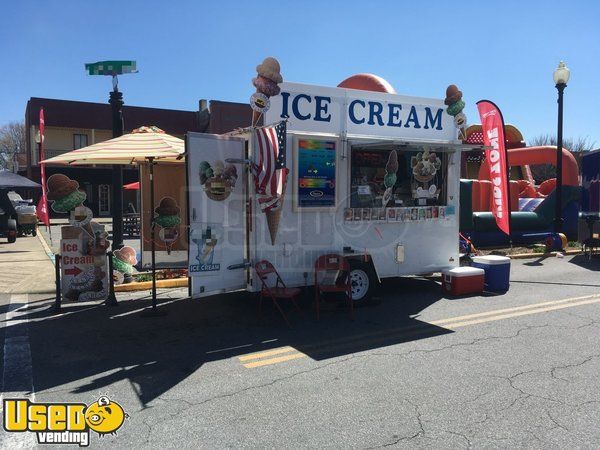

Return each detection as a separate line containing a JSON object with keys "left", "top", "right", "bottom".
{"left": 186, "top": 133, "right": 248, "bottom": 298}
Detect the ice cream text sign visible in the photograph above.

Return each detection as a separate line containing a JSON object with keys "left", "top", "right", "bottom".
{"left": 267, "top": 82, "right": 457, "bottom": 142}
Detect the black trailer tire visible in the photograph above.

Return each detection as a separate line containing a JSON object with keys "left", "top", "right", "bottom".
{"left": 32, "top": 228, "right": 37, "bottom": 237}
{"left": 348, "top": 259, "right": 378, "bottom": 304}
{"left": 7, "top": 219, "right": 17, "bottom": 243}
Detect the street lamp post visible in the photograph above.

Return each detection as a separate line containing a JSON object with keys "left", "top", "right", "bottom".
{"left": 109, "top": 77, "right": 125, "bottom": 249}
{"left": 553, "top": 61, "right": 570, "bottom": 233}
{"left": 85, "top": 60, "right": 137, "bottom": 249}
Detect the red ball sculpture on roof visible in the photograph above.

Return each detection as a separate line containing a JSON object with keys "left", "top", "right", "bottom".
{"left": 337, "top": 73, "right": 396, "bottom": 94}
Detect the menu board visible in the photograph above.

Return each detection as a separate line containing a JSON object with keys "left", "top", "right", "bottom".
{"left": 296, "top": 138, "right": 337, "bottom": 209}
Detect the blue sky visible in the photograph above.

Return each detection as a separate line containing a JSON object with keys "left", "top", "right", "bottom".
{"left": 2, "top": 0, "right": 599, "bottom": 147}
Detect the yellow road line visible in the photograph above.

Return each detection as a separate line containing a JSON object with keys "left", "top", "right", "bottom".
{"left": 444, "top": 297, "right": 600, "bottom": 329}
{"left": 243, "top": 352, "right": 307, "bottom": 368}
{"left": 238, "top": 293, "right": 600, "bottom": 369}
{"left": 430, "top": 294, "right": 600, "bottom": 326}
{"left": 238, "top": 346, "right": 295, "bottom": 362}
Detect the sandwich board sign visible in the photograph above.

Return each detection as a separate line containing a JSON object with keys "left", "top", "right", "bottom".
{"left": 60, "top": 226, "right": 109, "bottom": 302}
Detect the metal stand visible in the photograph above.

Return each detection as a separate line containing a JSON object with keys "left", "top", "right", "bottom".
{"left": 141, "top": 158, "right": 166, "bottom": 317}
{"left": 105, "top": 251, "right": 119, "bottom": 307}
{"left": 50, "top": 255, "right": 62, "bottom": 313}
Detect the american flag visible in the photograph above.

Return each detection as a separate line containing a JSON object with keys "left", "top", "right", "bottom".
{"left": 253, "top": 121, "right": 288, "bottom": 212}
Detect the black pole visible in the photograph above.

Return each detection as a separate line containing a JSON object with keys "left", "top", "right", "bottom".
{"left": 140, "top": 158, "right": 166, "bottom": 317}
{"left": 52, "top": 255, "right": 62, "bottom": 312}
{"left": 109, "top": 85, "right": 124, "bottom": 249}
{"left": 555, "top": 83, "right": 566, "bottom": 233}
{"left": 150, "top": 158, "right": 157, "bottom": 310}
{"left": 105, "top": 251, "right": 119, "bottom": 306}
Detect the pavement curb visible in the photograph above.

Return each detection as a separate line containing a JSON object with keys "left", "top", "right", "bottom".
{"left": 115, "top": 278, "right": 188, "bottom": 292}
{"left": 36, "top": 231, "right": 56, "bottom": 264}
{"left": 509, "top": 249, "right": 582, "bottom": 260}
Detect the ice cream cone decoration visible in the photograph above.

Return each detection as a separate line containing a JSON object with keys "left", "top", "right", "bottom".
{"left": 112, "top": 246, "right": 137, "bottom": 278}
{"left": 252, "top": 120, "right": 288, "bottom": 245}
{"left": 265, "top": 197, "right": 285, "bottom": 245}
{"left": 251, "top": 57, "right": 284, "bottom": 126}
{"left": 47, "top": 174, "right": 87, "bottom": 213}
{"left": 382, "top": 150, "right": 399, "bottom": 206}
{"left": 154, "top": 197, "right": 181, "bottom": 253}
{"left": 444, "top": 84, "right": 467, "bottom": 138}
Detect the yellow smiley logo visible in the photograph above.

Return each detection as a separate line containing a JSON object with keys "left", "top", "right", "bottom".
{"left": 84, "top": 396, "right": 127, "bottom": 435}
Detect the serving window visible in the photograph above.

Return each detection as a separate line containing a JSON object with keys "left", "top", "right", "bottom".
{"left": 349, "top": 146, "right": 448, "bottom": 209}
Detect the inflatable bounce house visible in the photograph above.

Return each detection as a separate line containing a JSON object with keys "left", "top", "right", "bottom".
{"left": 459, "top": 124, "right": 580, "bottom": 247}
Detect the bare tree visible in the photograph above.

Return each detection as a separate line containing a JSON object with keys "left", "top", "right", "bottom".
{"left": 529, "top": 134, "right": 595, "bottom": 153}
{"left": 528, "top": 134, "right": 596, "bottom": 183}
{"left": 0, "top": 121, "right": 26, "bottom": 172}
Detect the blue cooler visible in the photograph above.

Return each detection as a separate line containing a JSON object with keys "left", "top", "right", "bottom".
{"left": 471, "top": 255, "right": 510, "bottom": 292}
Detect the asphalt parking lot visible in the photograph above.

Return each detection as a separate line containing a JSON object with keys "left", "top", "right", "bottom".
{"left": 1, "top": 236, "right": 600, "bottom": 448}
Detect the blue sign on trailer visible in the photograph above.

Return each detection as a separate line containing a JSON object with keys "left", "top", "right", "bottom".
{"left": 581, "top": 149, "right": 600, "bottom": 212}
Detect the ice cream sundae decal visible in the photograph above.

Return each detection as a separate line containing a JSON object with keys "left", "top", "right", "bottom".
{"left": 444, "top": 84, "right": 467, "bottom": 138}
{"left": 64, "top": 263, "right": 107, "bottom": 302}
{"left": 112, "top": 246, "right": 137, "bottom": 284}
{"left": 154, "top": 197, "right": 181, "bottom": 254}
{"left": 382, "top": 150, "right": 399, "bottom": 206}
{"left": 411, "top": 148, "right": 442, "bottom": 183}
{"left": 251, "top": 56, "right": 284, "bottom": 126}
{"left": 198, "top": 160, "right": 238, "bottom": 201}
{"left": 411, "top": 148, "right": 442, "bottom": 203}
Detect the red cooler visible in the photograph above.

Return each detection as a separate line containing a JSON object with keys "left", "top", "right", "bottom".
{"left": 442, "top": 267, "right": 485, "bottom": 296}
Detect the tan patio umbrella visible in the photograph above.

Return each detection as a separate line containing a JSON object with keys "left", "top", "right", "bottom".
{"left": 41, "top": 126, "right": 185, "bottom": 316}
{"left": 41, "top": 126, "right": 184, "bottom": 165}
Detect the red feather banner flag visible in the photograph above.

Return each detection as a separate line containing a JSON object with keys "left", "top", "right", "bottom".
{"left": 37, "top": 108, "right": 50, "bottom": 227}
{"left": 477, "top": 100, "right": 510, "bottom": 236}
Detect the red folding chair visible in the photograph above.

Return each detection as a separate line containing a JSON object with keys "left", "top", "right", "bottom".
{"left": 254, "top": 260, "right": 302, "bottom": 326}
{"left": 314, "top": 254, "right": 353, "bottom": 320}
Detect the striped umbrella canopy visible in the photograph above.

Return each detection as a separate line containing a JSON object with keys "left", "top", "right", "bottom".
{"left": 41, "top": 126, "right": 184, "bottom": 165}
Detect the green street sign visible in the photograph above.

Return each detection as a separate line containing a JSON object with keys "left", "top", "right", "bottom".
{"left": 85, "top": 60, "right": 137, "bottom": 76}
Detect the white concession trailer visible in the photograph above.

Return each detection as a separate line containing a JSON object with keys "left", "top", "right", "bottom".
{"left": 186, "top": 82, "right": 476, "bottom": 302}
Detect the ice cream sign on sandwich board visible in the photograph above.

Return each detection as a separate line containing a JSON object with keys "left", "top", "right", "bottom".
{"left": 60, "top": 227, "right": 109, "bottom": 302}
{"left": 266, "top": 82, "right": 457, "bottom": 142}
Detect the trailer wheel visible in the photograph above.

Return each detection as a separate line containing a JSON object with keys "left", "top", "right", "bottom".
{"left": 348, "top": 260, "right": 377, "bottom": 304}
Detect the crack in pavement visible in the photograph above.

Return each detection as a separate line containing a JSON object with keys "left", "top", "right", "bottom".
{"left": 550, "top": 354, "right": 600, "bottom": 383}
{"left": 142, "top": 353, "right": 366, "bottom": 435}
{"left": 370, "top": 323, "right": 551, "bottom": 361}
{"left": 367, "top": 400, "right": 425, "bottom": 448}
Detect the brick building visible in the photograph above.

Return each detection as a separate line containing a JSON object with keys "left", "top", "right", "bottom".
{"left": 24, "top": 97, "right": 252, "bottom": 216}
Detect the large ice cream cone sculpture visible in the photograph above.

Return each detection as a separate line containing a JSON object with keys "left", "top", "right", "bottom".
{"left": 265, "top": 198, "right": 284, "bottom": 245}
{"left": 251, "top": 57, "right": 283, "bottom": 126}
{"left": 444, "top": 84, "right": 467, "bottom": 139}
